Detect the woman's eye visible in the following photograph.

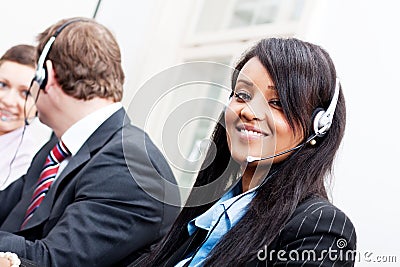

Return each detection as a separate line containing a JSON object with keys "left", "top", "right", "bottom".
{"left": 0, "top": 81, "right": 7, "bottom": 89}
{"left": 234, "top": 92, "right": 251, "bottom": 102}
{"left": 21, "top": 90, "right": 31, "bottom": 98}
{"left": 269, "top": 99, "right": 282, "bottom": 109}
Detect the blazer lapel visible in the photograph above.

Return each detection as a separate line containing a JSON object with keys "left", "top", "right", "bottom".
{"left": 21, "top": 108, "right": 130, "bottom": 230}
{"left": 22, "top": 144, "right": 92, "bottom": 229}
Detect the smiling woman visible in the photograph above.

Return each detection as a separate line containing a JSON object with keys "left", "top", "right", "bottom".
{"left": 134, "top": 37, "right": 356, "bottom": 267}
{"left": 0, "top": 45, "right": 50, "bottom": 190}
{"left": 225, "top": 57, "right": 305, "bottom": 191}
{"left": 0, "top": 46, "right": 37, "bottom": 132}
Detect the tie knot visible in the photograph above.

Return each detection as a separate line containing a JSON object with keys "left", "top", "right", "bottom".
{"left": 50, "top": 140, "right": 71, "bottom": 163}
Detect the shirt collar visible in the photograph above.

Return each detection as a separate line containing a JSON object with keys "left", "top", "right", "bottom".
{"left": 61, "top": 102, "right": 122, "bottom": 156}
{"left": 188, "top": 181, "right": 258, "bottom": 235}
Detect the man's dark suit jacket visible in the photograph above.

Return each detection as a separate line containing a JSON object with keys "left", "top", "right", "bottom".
{"left": 156, "top": 196, "right": 356, "bottom": 267}
{"left": 0, "top": 108, "right": 180, "bottom": 267}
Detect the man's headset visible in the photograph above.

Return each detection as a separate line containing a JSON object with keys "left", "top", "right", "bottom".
{"left": 33, "top": 19, "right": 87, "bottom": 90}
{"left": 22, "top": 19, "right": 87, "bottom": 127}
{"left": 247, "top": 78, "right": 340, "bottom": 162}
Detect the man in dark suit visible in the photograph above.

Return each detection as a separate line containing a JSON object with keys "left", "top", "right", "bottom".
{"left": 0, "top": 17, "right": 180, "bottom": 267}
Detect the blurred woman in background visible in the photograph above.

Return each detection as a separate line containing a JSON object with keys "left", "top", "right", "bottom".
{"left": 0, "top": 44, "right": 50, "bottom": 190}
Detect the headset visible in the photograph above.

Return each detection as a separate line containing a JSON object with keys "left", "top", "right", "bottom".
{"left": 33, "top": 19, "right": 87, "bottom": 90}
{"left": 25, "top": 19, "right": 87, "bottom": 121}
{"left": 313, "top": 78, "right": 340, "bottom": 137}
{"left": 247, "top": 78, "right": 340, "bottom": 162}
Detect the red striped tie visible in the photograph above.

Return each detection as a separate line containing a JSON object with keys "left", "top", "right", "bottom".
{"left": 21, "top": 140, "right": 71, "bottom": 229}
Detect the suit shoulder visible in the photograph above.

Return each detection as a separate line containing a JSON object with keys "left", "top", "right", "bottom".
{"left": 281, "top": 196, "right": 356, "bottom": 247}
{"left": 122, "top": 124, "right": 155, "bottom": 149}
{"left": 291, "top": 197, "right": 353, "bottom": 221}
{"left": 294, "top": 197, "right": 338, "bottom": 215}
{"left": 121, "top": 123, "right": 176, "bottom": 181}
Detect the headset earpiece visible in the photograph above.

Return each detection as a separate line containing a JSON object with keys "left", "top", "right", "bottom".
{"left": 312, "top": 78, "right": 340, "bottom": 137}
{"left": 33, "top": 35, "right": 56, "bottom": 90}
{"left": 36, "top": 65, "right": 48, "bottom": 90}
{"left": 40, "top": 65, "right": 48, "bottom": 89}
{"left": 313, "top": 108, "right": 328, "bottom": 137}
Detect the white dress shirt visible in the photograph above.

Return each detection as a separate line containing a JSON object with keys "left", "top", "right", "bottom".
{"left": 58, "top": 102, "right": 122, "bottom": 177}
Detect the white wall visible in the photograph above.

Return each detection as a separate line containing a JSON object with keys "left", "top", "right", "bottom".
{"left": 300, "top": 0, "right": 400, "bottom": 263}
{"left": 0, "top": 0, "right": 98, "bottom": 55}
{"left": 94, "top": 0, "right": 161, "bottom": 109}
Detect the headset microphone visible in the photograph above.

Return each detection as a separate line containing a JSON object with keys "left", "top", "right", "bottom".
{"left": 1, "top": 116, "right": 25, "bottom": 122}
{"left": 0, "top": 115, "right": 37, "bottom": 125}
{"left": 247, "top": 78, "right": 340, "bottom": 163}
{"left": 246, "top": 134, "right": 317, "bottom": 162}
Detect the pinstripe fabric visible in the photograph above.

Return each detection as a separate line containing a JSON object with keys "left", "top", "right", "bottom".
{"left": 20, "top": 141, "right": 71, "bottom": 229}
{"left": 158, "top": 197, "right": 356, "bottom": 267}
{"left": 252, "top": 197, "right": 357, "bottom": 266}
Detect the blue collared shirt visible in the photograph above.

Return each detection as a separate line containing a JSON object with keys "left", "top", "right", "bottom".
{"left": 176, "top": 182, "right": 257, "bottom": 267}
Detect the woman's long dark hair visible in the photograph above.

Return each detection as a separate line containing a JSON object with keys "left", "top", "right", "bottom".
{"left": 140, "top": 38, "right": 346, "bottom": 266}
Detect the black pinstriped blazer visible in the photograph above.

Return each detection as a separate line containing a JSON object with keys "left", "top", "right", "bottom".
{"left": 249, "top": 196, "right": 357, "bottom": 266}
{"left": 152, "top": 196, "right": 356, "bottom": 267}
